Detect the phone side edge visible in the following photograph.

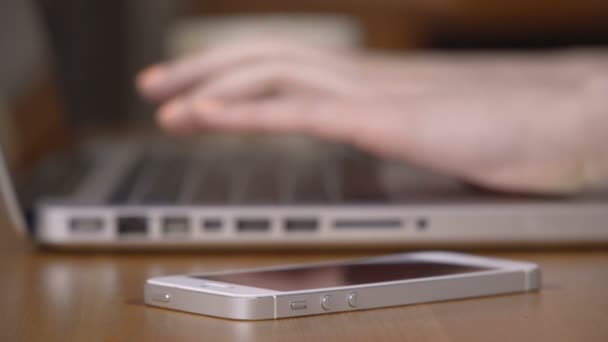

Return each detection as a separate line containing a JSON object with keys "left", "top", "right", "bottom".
{"left": 144, "top": 281, "right": 276, "bottom": 320}
{"left": 273, "top": 268, "right": 535, "bottom": 319}
{"left": 524, "top": 264, "right": 542, "bottom": 291}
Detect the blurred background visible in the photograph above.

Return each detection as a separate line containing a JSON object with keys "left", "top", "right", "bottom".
{"left": 2, "top": 0, "right": 608, "bottom": 172}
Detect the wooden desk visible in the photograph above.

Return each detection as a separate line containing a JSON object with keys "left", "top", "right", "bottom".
{"left": 1, "top": 224, "right": 607, "bottom": 342}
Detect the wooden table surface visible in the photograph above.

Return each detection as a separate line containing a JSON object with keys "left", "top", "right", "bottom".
{"left": 1, "top": 224, "right": 607, "bottom": 342}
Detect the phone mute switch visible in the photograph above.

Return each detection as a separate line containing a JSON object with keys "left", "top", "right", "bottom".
{"left": 152, "top": 293, "right": 172, "bottom": 303}
{"left": 290, "top": 301, "right": 308, "bottom": 310}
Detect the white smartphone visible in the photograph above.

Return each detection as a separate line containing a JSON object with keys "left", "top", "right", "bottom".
{"left": 145, "top": 251, "right": 540, "bottom": 320}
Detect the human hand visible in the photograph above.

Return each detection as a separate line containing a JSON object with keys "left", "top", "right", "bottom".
{"left": 137, "top": 41, "right": 608, "bottom": 194}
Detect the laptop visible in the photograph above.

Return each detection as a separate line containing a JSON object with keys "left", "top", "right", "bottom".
{"left": 2, "top": 129, "right": 608, "bottom": 249}
{"left": 2, "top": 3, "right": 608, "bottom": 249}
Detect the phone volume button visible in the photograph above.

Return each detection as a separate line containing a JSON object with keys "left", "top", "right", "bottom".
{"left": 321, "top": 295, "right": 333, "bottom": 311}
{"left": 348, "top": 293, "right": 358, "bottom": 308}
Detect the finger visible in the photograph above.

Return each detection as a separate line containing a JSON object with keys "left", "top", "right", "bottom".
{"left": 189, "top": 61, "right": 363, "bottom": 103}
{"left": 155, "top": 60, "right": 364, "bottom": 132}
{"left": 156, "top": 97, "right": 204, "bottom": 136}
{"left": 186, "top": 98, "right": 369, "bottom": 143}
{"left": 137, "top": 41, "right": 340, "bottom": 102}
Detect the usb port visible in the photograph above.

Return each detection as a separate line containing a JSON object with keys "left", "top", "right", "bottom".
{"left": 162, "top": 217, "right": 190, "bottom": 237}
{"left": 203, "top": 218, "right": 223, "bottom": 232}
{"left": 284, "top": 218, "right": 318, "bottom": 232}
{"left": 236, "top": 219, "right": 270, "bottom": 233}
{"left": 69, "top": 217, "right": 104, "bottom": 234}
{"left": 117, "top": 217, "right": 148, "bottom": 237}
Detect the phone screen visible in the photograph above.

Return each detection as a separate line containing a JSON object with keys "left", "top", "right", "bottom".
{"left": 194, "top": 259, "right": 492, "bottom": 291}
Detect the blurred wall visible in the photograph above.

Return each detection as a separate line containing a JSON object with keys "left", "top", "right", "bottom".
{"left": 0, "top": 0, "right": 47, "bottom": 100}
{"left": 126, "top": 0, "right": 180, "bottom": 122}
{"left": 0, "top": 0, "right": 47, "bottom": 165}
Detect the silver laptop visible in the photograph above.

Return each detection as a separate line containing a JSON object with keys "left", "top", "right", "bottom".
{"left": 2, "top": 131, "right": 608, "bottom": 249}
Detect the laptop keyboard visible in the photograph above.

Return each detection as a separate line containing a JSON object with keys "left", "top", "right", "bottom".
{"left": 18, "top": 151, "right": 95, "bottom": 210}
{"left": 108, "top": 148, "right": 391, "bottom": 205}
{"left": 22, "top": 139, "right": 473, "bottom": 209}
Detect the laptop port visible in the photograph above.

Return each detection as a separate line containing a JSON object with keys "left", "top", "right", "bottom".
{"left": 202, "top": 218, "right": 223, "bottom": 232}
{"left": 117, "top": 217, "right": 148, "bottom": 237}
{"left": 162, "top": 217, "right": 190, "bottom": 237}
{"left": 236, "top": 219, "right": 270, "bottom": 233}
{"left": 416, "top": 218, "right": 429, "bottom": 231}
{"left": 333, "top": 218, "right": 403, "bottom": 230}
{"left": 69, "top": 217, "right": 104, "bottom": 234}
{"left": 284, "top": 218, "right": 318, "bottom": 232}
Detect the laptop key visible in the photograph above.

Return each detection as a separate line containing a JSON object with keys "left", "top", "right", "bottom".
{"left": 141, "top": 157, "right": 188, "bottom": 204}
{"left": 240, "top": 162, "right": 281, "bottom": 204}
{"left": 192, "top": 163, "right": 232, "bottom": 204}
{"left": 340, "top": 154, "right": 390, "bottom": 203}
{"left": 19, "top": 151, "right": 95, "bottom": 208}
{"left": 289, "top": 162, "right": 332, "bottom": 204}
{"left": 108, "top": 157, "right": 146, "bottom": 204}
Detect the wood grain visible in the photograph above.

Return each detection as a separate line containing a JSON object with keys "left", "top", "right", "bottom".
{"left": 0, "top": 216, "right": 607, "bottom": 342}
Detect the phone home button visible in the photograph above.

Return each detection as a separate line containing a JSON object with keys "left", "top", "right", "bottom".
{"left": 321, "top": 295, "right": 333, "bottom": 311}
